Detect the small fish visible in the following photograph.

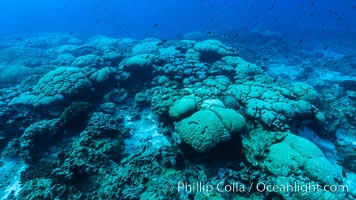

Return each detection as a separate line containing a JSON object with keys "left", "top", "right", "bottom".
{"left": 152, "top": 23, "right": 158, "bottom": 28}
{"left": 342, "top": 168, "right": 347, "bottom": 178}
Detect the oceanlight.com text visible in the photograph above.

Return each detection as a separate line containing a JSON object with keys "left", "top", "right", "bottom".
{"left": 164, "top": 181, "right": 348, "bottom": 196}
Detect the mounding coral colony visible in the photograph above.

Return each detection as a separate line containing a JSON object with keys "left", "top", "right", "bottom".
{"left": 0, "top": 34, "right": 354, "bottom": 199}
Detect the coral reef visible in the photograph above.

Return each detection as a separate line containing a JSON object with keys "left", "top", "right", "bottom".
{"left": 0, "top": 33, "right": 353, "bottom": 200}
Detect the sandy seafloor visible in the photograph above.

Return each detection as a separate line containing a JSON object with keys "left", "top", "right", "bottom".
{"left": 0, "top": 31, "right": 355, "bottom": 199}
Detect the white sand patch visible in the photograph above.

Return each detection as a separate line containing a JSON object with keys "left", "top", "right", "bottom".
{"left": 123, "top": 107, "right": 171, "bottom": 155}
{"left": 0, "top": 158, "right": 26, "bottom": 200}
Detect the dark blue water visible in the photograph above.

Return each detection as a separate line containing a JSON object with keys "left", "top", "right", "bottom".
{"left": 0, "top": 0, "right": 354, "bottom": 40}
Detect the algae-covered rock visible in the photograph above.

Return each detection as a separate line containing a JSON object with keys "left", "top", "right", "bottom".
{"left": 51, "top": 112, "right": 123, "bottom": 185}
{"left": 21, "top": 118, "right": 64, "bottom": 162}
{"left": 242, "top": 129, "right": 287, "bottom": 166}
{"left": 86, "top": 112, "right": 122, "bottom": 136}
{"left": 176, "top": 110, "right": 230, "bottom": 152}
{"left": 169, "top": 95, "right": 198, "bottom": 120}
{"left": 18, "top": 178, "right": 56, "bottom": 199}
{"left": 60, "top": 102, "right": 92, "bottom": 128}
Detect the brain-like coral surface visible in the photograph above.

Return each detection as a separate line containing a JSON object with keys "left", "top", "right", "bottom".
{"left": 176, "top": 104, "right": 246, "bottom": 152}
{"left": 194, "top": 39, "right": 235, "bottom": 62}
{"left": 71, "top": 54, "right": 104, "bottom": 68}
{"left": 169, "top": 95, "right": 198, "bottom": 120}
{"left": 176, "top": 109, "right": 231, "bottom": 152}
{"left": 9, "top": 67, "right": 92, "bottom": 107}
{"left": 265, "top": 133, "right": 340, "bottom": 185}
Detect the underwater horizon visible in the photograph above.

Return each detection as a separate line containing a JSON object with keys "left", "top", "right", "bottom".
{"left": 0, "top": 0, "right": 355, "bottom": 39}
{"left": 0, "top": 0, "right": 355, "bottom": 199}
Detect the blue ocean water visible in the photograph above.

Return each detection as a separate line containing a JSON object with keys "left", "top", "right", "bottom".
{"left": 0, "top": 0, "right": 355, "bottom": 39}
{"left": 0, "top": 0, "right": 355, "bottom": 199}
